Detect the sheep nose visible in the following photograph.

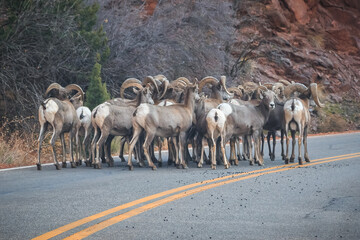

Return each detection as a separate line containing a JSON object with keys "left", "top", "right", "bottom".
{"left": 270, "top": 103, "right": 275, "bottom": 109}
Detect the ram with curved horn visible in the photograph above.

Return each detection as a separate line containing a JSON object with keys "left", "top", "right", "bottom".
{"left": 120, "top": 78, "right": 143, "bottom": 99}
{"left": 193, "top": 76, "right": 232, "bottom": 167}
{"left": 283, "top": 82, "right": 324, "bottom": 165}
{"left": 37, "top": 83, "right": 85, "bottom": 170}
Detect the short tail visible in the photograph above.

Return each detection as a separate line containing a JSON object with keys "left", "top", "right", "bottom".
{"left": 214, "top": 112, "right": 218, "bottom": 122}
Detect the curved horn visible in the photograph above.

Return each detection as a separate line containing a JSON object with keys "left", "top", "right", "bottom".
{"left": 219, "top": 76, "right": 232, "bottom": 95}
{"left": 174, "top": 77, "right": 191, "bottom": 86}
{"left": 143, "top": 76, "right": 159, "bottom": 94}
{"left": 310, "top": 83, "right": 325, "bottom": 108}
{"left": 257, "top": 85, "right": 269, "bottom": 92}
{"left": 120, "top": 78, "right": 143, "bottom": 98}
{"left": 153, "top": 74, "right": 167, "bottom": 83}
{"left": 263, "top": 83, "right": 274, "bottom": 90}
{"left": 243, "top": 82, "right": 259, "bottom": 90}
{"left": 198, "top": 76, "right": 218, "bottom": 92}
{"left": 228, "top": 87, "right": 243, "bottom": 98}
{"left": 279, "top": 79, "right": 291, "bottom": 86}
{"left": 44, "top": 83, "right": 66, "bottom": 99}
{"left": 272, "top": 82, "right": 285, "bottom": 96}
{"left": 159, "top": 79, "right": 169, "bottom": 99}
{"left": 65, "top": 84, "right": 84, "bottom": 101}
{"left": 284, "top": 83, "right": 308, "bottom": 98}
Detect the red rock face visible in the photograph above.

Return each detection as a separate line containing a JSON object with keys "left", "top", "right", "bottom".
{"left": 232, "top": 0, "right": 360, "bottom": 101}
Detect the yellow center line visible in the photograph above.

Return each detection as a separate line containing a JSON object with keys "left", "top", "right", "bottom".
{"left": 32, "top": 152, "right": 360, "bottom": 240}
{"left": 63, "top": 153, "right": 360, "bottom": 240}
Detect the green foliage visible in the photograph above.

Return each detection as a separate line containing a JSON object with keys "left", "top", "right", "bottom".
{"left": 0, "top": 0, "right": 111, "bottom": 122}
{"left": 85, "top": 63, "right": 110, "bottom": 110}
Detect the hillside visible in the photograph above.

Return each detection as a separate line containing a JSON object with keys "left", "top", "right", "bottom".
{"left": 94, "top": 0, "right": 360, "bottom": 131}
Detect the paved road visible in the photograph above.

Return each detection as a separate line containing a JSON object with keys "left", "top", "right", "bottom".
{"left": 0, "top": 132, "right": 360, "bottom": 240}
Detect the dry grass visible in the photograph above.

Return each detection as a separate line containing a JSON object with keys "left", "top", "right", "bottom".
{"left": 0, "top": 117, "right": 55, "bottom": 169}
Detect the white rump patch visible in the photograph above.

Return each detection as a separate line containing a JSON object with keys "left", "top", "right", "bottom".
{"left": 95, "top": 103, "right": 110, "bottom": 128}
{"left": 44, "top": 100, "right": 59, "bottom": 123}
{"left": 207, "top": 109, "right": 226, "bottom": 129}
{"left": 217, "top": 103, "right": 233, "bottom": 117}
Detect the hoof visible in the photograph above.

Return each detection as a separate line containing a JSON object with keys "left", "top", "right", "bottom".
{"left": 128, "top": 165, "right": 133, "bottom": 171}
{"left": 270, "top": 155, "right": 275, "bottom": 161}
{"left": 151, "top": 166, "right": 157, "bottom": 171}
{"left": 62, "top": 162, "right": 67, "bottom": 168}
{"left": 258, "top": 162, "right": 263, "bottom": 166}
{"left": 290, "top": 157, "right": 295, "bottom": 163}
{"left": 305, "top": 157, "right": 310, "bottom": 163}
{"left": 225, "top": 163, "right": 230, "bottom": 169}
{"left": 298, "top": 157, "right": 303, "bottom": 165}
{"left": 237, "top": 155, "right": 241, "bottom": 161}
{"left": 158, "top": 162, "right": 162, "bottom": 168}
{"left": 211, "top": 165, "right": 216, "bottom": 170}
{"left": 101, "top": 158, "right": 106, "bottom": 163}
{"left": 168, "top": 160, "right": 173, "bottom": 166}
{"left": 120, "top": 156, "right": 126, "bottom": 162}
{"left": 76, "top": 161, "right": 80, "bottom": 166}
{"left": 55, "top": 163, "right": 61, "bottom": 170}
{"left": 182, "top": 164, "right": 188, "bottom": 169}
{"left": 85, "top": 161, "right": 90, "bottom": 167}
{"left": 176, "top": 164, "right": 181, "bottom": 169}
{"left": 249, "top": 161, "right": 254, "bottom": 166}
{"left": 71, "top": 162, "right": 77, "bottom": 168}
{"left": 108, "top": 162, "right": 114, "bottom": 167}
{"left": 197, "top": 163, "right": 203, "bottom": 168}
{"left": 285, "top": 158, "right": 289, "bottom": 164}
{"left": 37, "top": 164, "right": 42, "bottom": 171}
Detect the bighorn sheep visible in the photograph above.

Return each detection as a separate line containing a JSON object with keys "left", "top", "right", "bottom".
{"left": 216, "top": 87, "right": 277, "bottom": 166}
{"left": 75, "top": 106, "right": 93, "bottom": 166}
{"left": 283, "top": 82, "right": 324, "bottom": 165}
{"left": 37, "top": 83, "right": 84, "bottom": 170}
{"left": 127, "top": 83, "right": 199, "bottom": 170}
{"left": 261, "top": 80, "right": 289, "bottom": 161}
{"left": 91, "top": 86, "right": 154, "bottom": 169}
{"left": 193, "top": 76, "right": 232, "bottom": 165}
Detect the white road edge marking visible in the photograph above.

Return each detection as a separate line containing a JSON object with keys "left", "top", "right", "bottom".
{"left": 1, "top": 132, "right": 359, "bottom": 172}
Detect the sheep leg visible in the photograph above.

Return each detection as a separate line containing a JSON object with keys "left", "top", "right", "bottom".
{"left": 197, "top": 137, "right": 205, "bottom": 168}
{"left": 290, "top": 130, "right": 296, "bottom": 163}
{"left": 50, "top": 130, "right": 61, "bottom": 170}
{"left": 105, "top": 135, "right": 115, "bottom": 167}
{"left": 69, "top": 131, "right": 77, "bottom": 168}
{"left": 60, "top": 133, "right": 67, "bottom": 168}
{"left": 210, "top": 136, "right": 217, "bottom": 170}
{"left": 90, "top": 127, "right": 100, "bottom": 167}
{"left": 179, "top": 132, "right": 188, "bottom": 169}
{"left": 271, "top": 131, "right": 276, "bottom": 161}
{"left": 95, "top": 131, "right": 109, "bottom": 169}
{"left": 298, "top": 125, "right": 303, "bottom": 165}
{"left": 285, "top": 125, "right": 290, "bottom": 164}
{"left": 150, "top": 141, "right": 158, "bottom": 164}
{"left": 37, "top": 122, "right": 48, "bottom": 170}
{"left": 118, "top": 137, "right": 127, "bottom": 162}
{"left": 255, "top": 132, "right": 264, "bottom": 166}
{"left": 236, "top": 137, "right": 241, "bottom": 162}
{"left": 158, "top": 137, "right": 163, "bottom": 167}
{"left": 143, "top": 133, "right": 157, "bottom": 170}
{"left": 220, "top": 134, "right": 230, "bottom": 169}
{"left": 266, "top": 132, "right": 272, "bottom": 160}
{"left": 303, "top": 126, "right": 310, "bottom": 162}
{"left": 173, "top": 137, "right": 180, "bottom": 167}
{"left": 281, "top": 129, "right": 286, "bottom": 160}
{"left": 248, "top": 136, "right": 254, "bottom": 165}
{"left": 242, "top": 135, "right": 249, "bottom": 161}
{"left": 128, "top": 126, "right": 142, "bottom": 170}
{"left": 229, "top": 138, "right": 236, "bottom": 165}
{"left": 261, "top": 132, "right": 265, "bottom": 156}
{"left": 167, "top": 138, "right": 174, "bottom": 165}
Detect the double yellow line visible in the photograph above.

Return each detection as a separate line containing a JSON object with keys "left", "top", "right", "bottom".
{"left": 33, "top": 152, "right": 360, "bottom": 240}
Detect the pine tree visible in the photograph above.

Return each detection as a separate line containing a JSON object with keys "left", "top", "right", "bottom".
{"left": 85, "top": 62, "right": 110, "bottom": 110}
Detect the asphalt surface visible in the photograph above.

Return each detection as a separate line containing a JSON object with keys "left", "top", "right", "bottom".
{"left": 0, "top": 132, "right": 359, "bottom": 240}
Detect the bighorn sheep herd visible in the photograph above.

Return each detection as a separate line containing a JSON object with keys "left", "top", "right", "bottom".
{"left": 37, "top": 75, "right": 325, "bottom": 171}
